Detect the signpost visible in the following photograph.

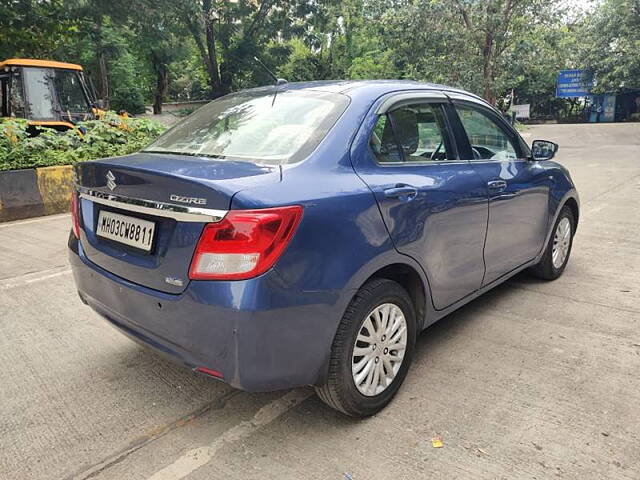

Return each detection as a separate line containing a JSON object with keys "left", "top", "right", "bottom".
{"left": 510, "top": 104, "right": 531, "bottom": 119}
{"left": 556, "top": 70, "right": 594, "bottom": 98}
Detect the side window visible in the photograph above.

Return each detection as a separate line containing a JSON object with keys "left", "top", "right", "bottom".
{"left": 9, "top": 72, "right": 27, "bottom": 118}
{"left": 0, "top": 77, "right": 4, "bottom": 117}
{"left": 54, "top": 70, "right": 90, "bottom": 113}
{"left": 455, "top": 104, "right": 518, "bottom": 161}
{"left": 370, "top": 114, "right": 403, "bottom": 162}
{"left": 369, "top": 103, "right": 453, "bottom": 163}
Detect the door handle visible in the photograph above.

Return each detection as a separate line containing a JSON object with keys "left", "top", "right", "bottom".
{"left": 487, "top": 180, "right": 507, "bottom": 191}
{"left": 384, "top": 185, "right": 418, "bottom": 200}
{"left": 495, "top": 192, "right": 518, "bottom": 199}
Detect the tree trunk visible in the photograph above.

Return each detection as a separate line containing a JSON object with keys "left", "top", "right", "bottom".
{"left": 153, "top": 62, "right": 169, "bottom": 115}
{"left": 219, "top": 11, "right": 232, "bottom": 96}
{"left": 203, "top": 0, "right": 222, "bottom": 97}
{"left": 98, "top": 51, "right": 109, "bottom": 110}
{"left": 482, "top": 32, "right": 496, "bottom": 105}
{"left": 184, "top": 2, "right": 221, "bottom": 99}
{"left": 205, "top": 23, "right": 222, "bottom": 97}
{"left": 219, "top": 61, "right": 232, "bottom": 96}
{"left": 95, "top": 17, "right": 110, "bottom": 109}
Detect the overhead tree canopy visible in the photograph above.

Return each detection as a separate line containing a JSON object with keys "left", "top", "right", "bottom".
{"left": 577, "top": 0, "right": 640, "bottom": 93}
{"left": 1, "top": 0, "right": 637, "bottom": 118}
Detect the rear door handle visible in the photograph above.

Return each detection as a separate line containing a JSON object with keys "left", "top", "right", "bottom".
{"left": 487, "top": 180, "right": 507, "bottom": 191}
{"left": 384, "top": 185, "right": 418, "bottom": 200}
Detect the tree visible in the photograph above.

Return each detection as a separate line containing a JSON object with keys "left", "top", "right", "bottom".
{"left": 171, "top": 0, "right": 321, "bottom": 97}
{"left": 449, "top": 0, "right": 562, "bottom": 104}
{"left": 131, "top": 2, "right": 188, "bottom": 113}
{"left": 0, "top": 0, "right": 77, "bottom": 58}
{"left": 578, "top": 0, "right": 640, "bottom": 93}
{"left": 506, "top": 23, "right": 579, "bottom": 118}
{"left": 62, "top": 0, "right": 133, "bottom": 109}
{"left": 3, "top": 0, "right": 625, "bottom": 121}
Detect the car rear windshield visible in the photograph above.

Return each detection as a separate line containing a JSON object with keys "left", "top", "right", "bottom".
{"left": 144, "top": 89, "right": 349, "bottom": 165}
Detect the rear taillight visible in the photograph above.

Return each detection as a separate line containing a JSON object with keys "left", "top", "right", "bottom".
{"left": 70, "top": 191, "right": 81, "bottom": 238}
{"left": 189, "top": 206, "right": 303, "bottom": 280}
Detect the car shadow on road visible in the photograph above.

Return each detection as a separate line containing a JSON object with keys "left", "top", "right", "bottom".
{"left": 413, "top": 272, "right": 529, "bottom": 355}
{"left": 94, "top": 271, "right": 538, "bottom": 429}
{"left": 63, "top": 271, "right": 549, "bottom": 480}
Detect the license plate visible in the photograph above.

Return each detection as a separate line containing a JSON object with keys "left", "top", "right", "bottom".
{"left": 96, "top": 210, "right": 156, "bottom": 252}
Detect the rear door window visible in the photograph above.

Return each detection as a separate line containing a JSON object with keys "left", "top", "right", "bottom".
{"left": 369, "top": 103, "right": 454, "bottom": 163}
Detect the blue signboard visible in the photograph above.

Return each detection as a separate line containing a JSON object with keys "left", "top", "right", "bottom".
{"left": 556, "top": 70, "right": 594, "bottom": 98}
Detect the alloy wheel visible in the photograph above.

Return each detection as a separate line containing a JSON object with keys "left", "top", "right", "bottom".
{"left": 351, "top": 303, "right": 408, "bottom": 397}
{"left": 552, "top": 217, "right": 571, "bottom": 269}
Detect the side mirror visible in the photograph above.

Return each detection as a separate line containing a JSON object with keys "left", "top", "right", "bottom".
{"left": 531, "top": 139, "right": 558, "bottom": 161}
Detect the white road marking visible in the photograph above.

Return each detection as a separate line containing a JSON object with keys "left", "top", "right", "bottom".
{"left": 0, "top": 266, "right": 71, "bottom": 290}
{"left": 0, "top": 213, "right": 70, "bottom": 229}
{"left": 147, "top": 389, "right": 312, "bottom": 480}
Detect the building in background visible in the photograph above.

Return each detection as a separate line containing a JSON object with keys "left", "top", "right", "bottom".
{"left": 614, "top": 90, "right": 640, "bottom": 122}
{"left": 555, "top": 69, "right": 640, "bottom": 123}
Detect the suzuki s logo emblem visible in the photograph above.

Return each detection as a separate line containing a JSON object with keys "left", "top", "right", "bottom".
{"left": 106, "top": 170, "right": 116, "bottom": 191}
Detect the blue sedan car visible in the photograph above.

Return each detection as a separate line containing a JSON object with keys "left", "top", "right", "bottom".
{"left": 69, "top": 81, "right": 579, "bottom": 416}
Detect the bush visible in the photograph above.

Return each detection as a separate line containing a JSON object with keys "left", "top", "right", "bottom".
{"left": 0, "top": 113, "right": 166, "bottom": 172}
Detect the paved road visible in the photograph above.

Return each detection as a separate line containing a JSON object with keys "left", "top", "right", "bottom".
{"left": 1, "top": 123, "right": 639, "bottom": 480}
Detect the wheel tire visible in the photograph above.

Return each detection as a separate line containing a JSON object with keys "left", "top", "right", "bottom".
{"left": 315, "top": 278, "right": 417, "bottom": 417}
{"left": 529, "top": 205, "right": 575, "bottom": 280}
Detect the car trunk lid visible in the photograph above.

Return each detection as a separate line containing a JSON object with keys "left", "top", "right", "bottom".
{"left": 76, "top": 152, "right": 281, "bottom": 294}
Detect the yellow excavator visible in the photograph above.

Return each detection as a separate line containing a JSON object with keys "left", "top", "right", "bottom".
{"left": 0, "top": 58, "right": 103, "bottom": 132}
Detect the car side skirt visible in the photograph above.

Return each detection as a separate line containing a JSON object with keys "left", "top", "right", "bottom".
{"left": 424, "top": 256, "right": 539, "bottom": 328}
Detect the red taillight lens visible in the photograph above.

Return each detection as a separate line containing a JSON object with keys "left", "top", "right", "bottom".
{"left": 194, "top": 366, "right": 223, "bottom": 379}
{"left": 189, "top": 205, "right": 303, "bottom": 280}
{"left": 70, "top": 191, "right": 81, "bottom": 238}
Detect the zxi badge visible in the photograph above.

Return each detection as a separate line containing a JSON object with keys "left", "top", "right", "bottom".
{"left": 106, "top": 170, "right": 117, "bottom": 191}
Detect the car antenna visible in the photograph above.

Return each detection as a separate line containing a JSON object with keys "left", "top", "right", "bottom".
{"left": 253, "top": 56, "right": 287, "bottom": 86}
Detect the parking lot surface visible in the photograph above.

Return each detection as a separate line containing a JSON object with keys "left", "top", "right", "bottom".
{"left": 1, "top": 123, "right": 639, "bottom": 479}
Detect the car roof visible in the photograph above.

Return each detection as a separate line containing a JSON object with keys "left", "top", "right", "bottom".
{"left": 245, "top": 79, "right": 486, "bottom": 104}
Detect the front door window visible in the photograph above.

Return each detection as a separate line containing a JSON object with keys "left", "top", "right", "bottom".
{"left": 22, "top": 67, "right": 57, "bottom": 120}
{"left": 54, "top": 70, "right": 91, "bottom": 114}
{"left": 455, "top": 104, "right": 518, "bottom": 161}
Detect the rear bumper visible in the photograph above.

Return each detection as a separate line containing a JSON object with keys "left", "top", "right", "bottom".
{"left": 68, "top": 236, "right": 350, "bottom": 392}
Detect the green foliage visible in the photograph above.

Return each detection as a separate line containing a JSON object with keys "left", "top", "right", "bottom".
{"left": 0, "top": 114, "right": 165, "bottom": 171}
{"left": 2, "top": 0, "right": 638, "bottom": 124}
{"left": 577, "top": 0, "right": 640, "bottom": 93}
{"left": 168, "top": 52, "right": 211, "bottom": 101}
{"left": 53, "top": 19, "right": 152, "bottom": 113}
{"left": 274, "top": 39, "right": 325, "bottom": 82}
{"left": 101, "top": 25, "right": 149, "bottom": 114}
{"left": 348, "top": 50, "right": 399, "bottom": 80}
{"left": 0, "top": 0, "right": 77, "bottom": 58}
{"left": 505, "top": 22, "right": 580, "bottom": 117}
